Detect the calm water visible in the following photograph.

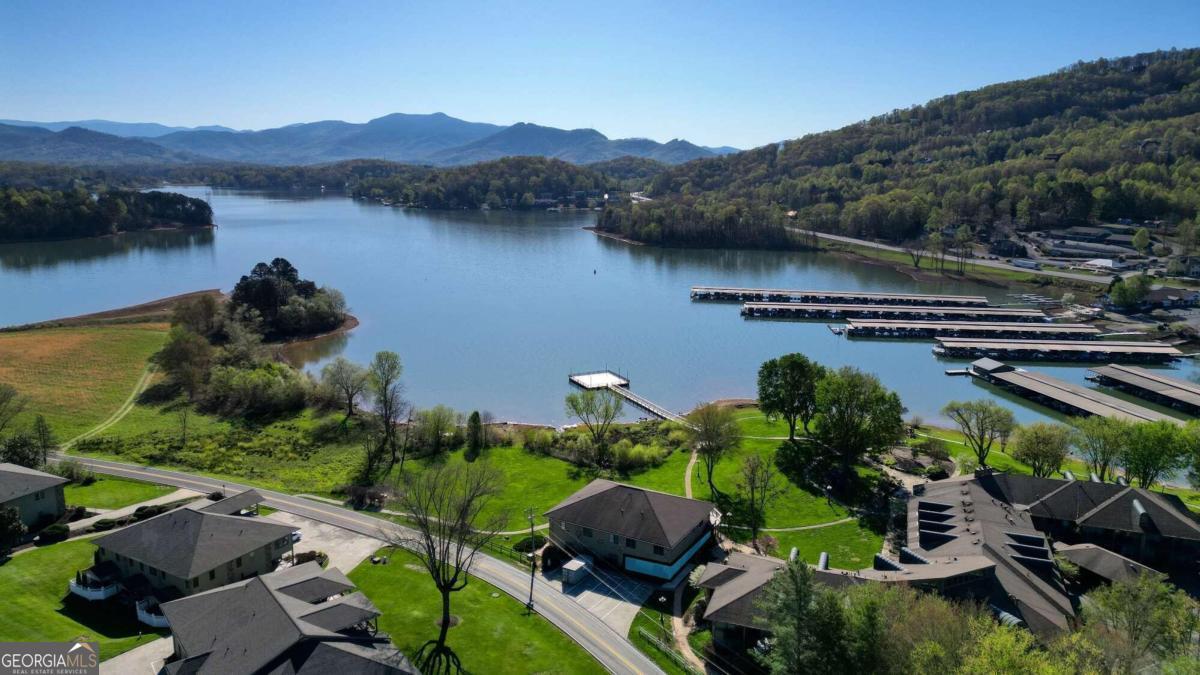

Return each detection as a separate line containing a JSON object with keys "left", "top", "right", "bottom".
{"left": 2, "top": 187, "right": 1196, "bottom": 426}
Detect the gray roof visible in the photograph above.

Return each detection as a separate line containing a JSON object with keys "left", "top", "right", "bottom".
{"left": 196, "top": 489, "right": 264, "bottom": 515}
{"left": 0, "top": 462, "right": 67, "bottom": 504}
{"left": 544, "top": 479, "right": 715, "bottom": 548}
{"left": 94, "top": 504, "right": 296, "bottom": 579}
{"left": 1055, "top": 543, "right": 1157, "bottom": 582}
{"left": 697, "top": 552, "right": 783, "bottom": 630}
{"left": 161, "top": 562, "right": 416, "bottom": 675}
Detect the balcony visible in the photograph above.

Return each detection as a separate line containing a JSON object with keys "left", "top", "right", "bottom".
{"left": 136, "top": 598, "right": 170, "bottom": 628}
{"left": 68, "top": 579, "right": 120, "bottom": 601}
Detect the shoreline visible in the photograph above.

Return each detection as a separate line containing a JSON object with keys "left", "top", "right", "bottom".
{"left": 0, "top": 222, "right": 216, "bottom": 247}
{"left": 0, "top": 289, "right": 225, "bottom": 332}
{"left": 583, "top": 226, "right": 645, "bottom": 246}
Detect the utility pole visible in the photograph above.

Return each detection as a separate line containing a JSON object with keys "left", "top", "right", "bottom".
{"left": 525, "top": 507, "right": 536, "bottom": 611}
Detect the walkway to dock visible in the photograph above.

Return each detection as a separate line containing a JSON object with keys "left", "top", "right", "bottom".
{"left": 568, "top": 371, "right": 686, "bottom": 423}
{"left": 742, "top": 302, "right": 1047, "bottom": 322}
{"left": 691, "top": 286, "right": 988, "bottom": 306}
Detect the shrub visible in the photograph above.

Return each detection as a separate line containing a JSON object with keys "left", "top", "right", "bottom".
{"left": 51, "top": 459, "right": 95, "bottom": 485}
{"left": 92, "top": 519, "right": 117, "bottom": 532}
{"left": 513, "top": 535, "right": 547, "bottom": 553}
{"left": 201, "top": 362, "right": 308, "bottom": 418}
{"left": 133, "top": 504, "right": 169, "bottom": 521}
{"left": 294, "top": 550, "right": 329, "bottom": 568}
{"left": 208, "top": 490, "right": 225, "bottom": 501}
{"left": 522, "top": 429, "right": 555, "bottom": 455}
{"left": 613, "top": 441, "right": 668, "bottom": 472}
{"left": 38, "top": 523, "right": 69, "bottom": 544}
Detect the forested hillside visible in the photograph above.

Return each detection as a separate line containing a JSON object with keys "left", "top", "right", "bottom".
{"left": 599, "top": 49, "right": 1200, "bottom": 248}
{"left": 0, "top": 188, "right": 213, "bottom": 242}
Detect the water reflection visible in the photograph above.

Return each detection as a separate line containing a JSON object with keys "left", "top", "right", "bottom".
{"left": 0, "top": 228, "right": 215, "bottom": 272}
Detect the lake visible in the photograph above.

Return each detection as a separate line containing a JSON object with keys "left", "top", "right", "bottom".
{"left": 2, "top": 186, "right": 1195, "bottom": 426}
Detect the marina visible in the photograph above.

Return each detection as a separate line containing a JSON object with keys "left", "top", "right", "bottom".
{"left": 965, "top": 359, "right": 1184, "bottom": 424}
{"left": 691, "top": 286, "right": 989, "bottom": 306}
{"left": 741, "top": 302, "right": 1047, "bottom": 322}
{"left": 1086, "top": 364, "right": 1200, "bottom": 415}
{"left": 568, "top": 370, "right": 686, "bottom": 423}
{"left": 934, "top": 338, "right": 1182, "bottom": 363}
{"left": 844, "top": 319, "right": 1101, "bottom": 340}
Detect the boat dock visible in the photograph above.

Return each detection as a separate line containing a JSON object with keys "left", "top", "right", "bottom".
{"left": 741, "top": 302, "right": 1047, "bottom": 322}
{"left": 966, "top": 359, "right": 1183, "bottom": 424}
{"left": 844, "top": 319, "right": 1100, "bottom": 340}
{"left": 934, "top": 338, "right": 1182, "bottom": 363}
{"left": 1086, "top": 364, "right": 1200, "bottom": 415}
{"left": 691, "top": 286, "right": 988, "bottom": 306}
{"left": 568, "top": 371, "right": 685, "bottom": 423}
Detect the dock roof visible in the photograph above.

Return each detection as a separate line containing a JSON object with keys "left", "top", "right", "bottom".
{"left": 692, "top": 286, "right": 989, "bottom": 304}
{"left": 1088, "top": 364, "right": 1200, "bottom": 409}
{"left": 982, "top": 364, "right": 1182, "bottom": 424}
{"left": 938, "top": 337, "right": 1181, "bottom": 355}
{"left": 847, "top": 320, "right": 1099, "bottom": 334}
{"left": 745, "top": 302, "right": 1045, "bottom": 317}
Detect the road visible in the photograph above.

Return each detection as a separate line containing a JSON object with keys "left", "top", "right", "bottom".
{"left": 790, "top": 228, "right": 1112, "bottom": 285}
{"left": 53, "top": 453, "right": 664, "bottom": 675}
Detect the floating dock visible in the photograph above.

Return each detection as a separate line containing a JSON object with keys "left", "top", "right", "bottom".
{"left": 967, "top": 359, "right": 1183, "bottom": 424}
{"left": 844, "top": 319, "right": 1100, "bottom": 340}
{"left": 568, "top": 371, "right": 685, "bottom": 423}
{"left": 934, "top": 338, "right": 1182, "bottom": 363}
{"left": 741, "top": 302, "right": 1046, "bottom": 322}
{"left": 1087, "top": 364, "right": 1200, "bottom": 416}
{"left": 691, "top": 286, "right": 989, "bottom": 306}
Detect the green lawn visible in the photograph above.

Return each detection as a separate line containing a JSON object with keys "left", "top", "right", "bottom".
{"left": 771, "top": 520, "right": 884, "bottom": 569}
{"left": 63, "top": 476, "right": 172, "bottom": 510}
{"left": 101, "top": 391, "right": 231, "bottom": 438}
{"left": 0, "top": 540, "right": 162, "bottom": 660}
{"left": 729, "top": 409, "right": 791, "bottom": 438}
{"left": 622, "top": 448, "right": 691, "bottom": 495}
{"left": 627, "top": 600, "right": 693, "bottom": 675}
{"left": 349, "top": 548, "right": 604, "bottom": 675}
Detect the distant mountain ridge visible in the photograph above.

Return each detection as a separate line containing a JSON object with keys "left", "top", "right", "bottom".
{"left": 0, "top": 119, "right": 236, "bottom": 137}
{"left": 0, "top": 124, "right": 204, "bottom": 164}
{"left": 0, "top": 113, "right": 733, "bottom": 166}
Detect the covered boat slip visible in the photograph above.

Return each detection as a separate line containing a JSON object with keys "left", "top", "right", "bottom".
{"left": 935, "top": 337, "right": 1182, "bottom": 363}
{"left": 691, "top": 286, "right": 989, "bottom": 306}
{"left": 1087, "top": 364, "right": 1200, "bottom": 415}
{"left": 742, "top": 302, "right": 1046, "bottom": 322}
{"left": 845, "top": 319, "right": 1101, "bottom": 340}
{"left": 968, "top": 359, "right": 1183, "bottom": 425}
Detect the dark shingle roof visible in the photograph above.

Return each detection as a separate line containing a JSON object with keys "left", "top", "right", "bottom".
{"left": 698, "top": 552, "right": 783, "bottom": 631}
{"left": 196, "top": 489, "right": 264, "bottom": 515}
{"left": 1055, "top": 543, "right": 1157, "bottom": 582}
{"left": 94, "top": 505, "right": 296, "bottom": 578}
{"left": 0, "top": 462, "right": 67, "bottom": 503}
{"left": 544, "top": 479, "right": 715, "bottom": 548}
{"left": 161, "top": 562, "right": 416, "bottom": 675}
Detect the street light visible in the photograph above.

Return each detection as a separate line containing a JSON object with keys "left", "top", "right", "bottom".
{"left": 526, "top": 507, "right": 536, "bottom": 611}
{"left": 658, "top": 595, "right": 667, "bottom": 629}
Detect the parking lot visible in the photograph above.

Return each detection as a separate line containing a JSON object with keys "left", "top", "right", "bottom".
{"left": 544, "top": 564, "right": 654, "bottom": 634}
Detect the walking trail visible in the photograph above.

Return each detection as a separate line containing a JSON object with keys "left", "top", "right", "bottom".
{"left": 60, "top": 364, "right": 156, "bottom": 449}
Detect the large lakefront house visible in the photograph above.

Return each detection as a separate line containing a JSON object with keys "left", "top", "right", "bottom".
{"left": 545, "top": 479, "right": 719, "bottom": 580}
{"left": 0, "top": 462, "right": 67, "bottom": 530}
{"left": 159, "top": 561, "right": 417, "bottom": 674}
{"left": 71, "top": 490, "right": 297, "bottom": 605}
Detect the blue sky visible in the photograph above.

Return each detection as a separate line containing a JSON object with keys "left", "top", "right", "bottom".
{"left": 2, "top": 1, "right": 1198, "bottom": 149}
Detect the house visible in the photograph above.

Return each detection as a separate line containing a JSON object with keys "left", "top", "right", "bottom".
{"left": 0, "top": 462, "right": 67, "bottom": 530}
{"left": 73, "top": 490, "right": 297, "bottom": 601}
{"left": 695, "top": 552, "right": 783, "bottom": 650}
{"left": 159, "top": 561, "right": 418, "bottom": 674}
{"left": 1140, "top": 285, "right": 1200, "bottom": 309}
{"left": 988, "top": 239, "right": 1027, "bottom": 258}
{"left": 544, "top": 479, "right": 718, "bottom": 580}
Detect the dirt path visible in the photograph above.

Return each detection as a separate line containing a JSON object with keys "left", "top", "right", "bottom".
{"left": 60, "top": 364, "right": 156, "bottom": 449}
{"left": 671, "top": 586, "right": 706, "bottom": 672}
{"left": 684, "top": 449, "right": 698, "bottom": 498}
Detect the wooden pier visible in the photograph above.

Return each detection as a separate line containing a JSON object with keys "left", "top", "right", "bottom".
{"left": 568, "top": 371, "right": 685, "bottom": 423}
{"left": 966, "top": 359, "right": 1183, "bottom": 424}
{"left": 741, "top": 302, "right": 1047, "bottom": 322}
{"left": 844, "top": 319, "right": 1100, "bottom": 340}
{"left": 1087, "top": 364, "right": 1200, "bottom": 415}
{"left": 691, "top": 286, "right": 988, "bottom": 306}
{"left": 934, "top": 338, "right": 1182, "bottom": 363}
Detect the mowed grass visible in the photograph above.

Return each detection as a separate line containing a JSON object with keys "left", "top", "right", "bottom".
{"left": 0, "top": 324, "right": 168, "bottom": 440}
{"left": 0, "top": 540, "right": 162, "bottom": 659}
{"left": 349, "top": 548, "right": 605, "bottom": 675}
{"left": 63, "top": 476, "right": 172, "bottom": 510}
{"left": 772, "top": 520, "right": 884, "bottom": 569}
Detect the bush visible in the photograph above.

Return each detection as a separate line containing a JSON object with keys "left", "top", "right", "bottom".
{"left": 208, "top": 490, "right": 225, "bottom": 501}
{"left": 294, "top": 550, "right": 329, "bottom": 568}
{"left": 133, "top": 504, "right": 169, "bottom": 521}
{"left": 92, "top": 519, "right": 117, "bottom": 532}
{"left": 613, "top": 440, "right": 669, "bottom": 472}
{"left": 38, "top": 523, "right": 69, "bottom": 544}
{"left": 522, "top": 429, "right": 555, "bottom": 455}
{"left": 513, "top": 535, "right": 548, "bottom": 553}
{"left": 541, "top": 543, "right": 569, "bottom": 570}
{"left": 200, "top": 362, "right": 308, "bottom": 418}
{"left": 51, "top": 459, "right": 95, "bottom": 485}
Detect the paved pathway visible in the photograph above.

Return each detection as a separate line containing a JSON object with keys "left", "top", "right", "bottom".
{"left": 99, "top": 637, "right": 172, "bottom": 675}
{"left": 69, "top": 488, "right": 201, "bottom": 533}
{"left": 53, "top": 453, "right": 664, "bottom": 675}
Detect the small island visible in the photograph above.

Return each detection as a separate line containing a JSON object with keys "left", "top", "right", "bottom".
{"left": 0, "top": 187, "right": 214, "bottom": 242}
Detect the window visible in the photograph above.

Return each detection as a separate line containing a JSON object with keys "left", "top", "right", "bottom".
{"left": 625, "top": 538, "right": 636, "bottom": 549}
{"left": 191, "top": 578, "right": 199, "bottom": 588}
{"left": 610, "top": 534, "right": 619, "bottom": 545}
{"left": 582, "top": 527, "right": 593, "bottom": 538}
{"left": 208, "top": 570, "right": 216, "bottom": 581}
{"left": 236, "top": 556, "right": 243, "bottom": 568}
{"left": 653, "top": 545, "right": 665, "bottom": 556}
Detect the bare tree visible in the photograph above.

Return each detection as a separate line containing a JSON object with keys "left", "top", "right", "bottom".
{"left": 687, "top": 403, "right": 741, "bottom": 499}
{"left": 739, "top": 454, "right": 781, "bottom": 552}
{"left": 564, "top": 389, "right": 624, "bottom": 467}
{"left": 384, "top": 463, "right": 505, "bottom": 673}
{"left": 0, "top": 384, "right": 29, "bottom": 437}
{"left": 321, "top": 356, "right": 370, "bottom": 420}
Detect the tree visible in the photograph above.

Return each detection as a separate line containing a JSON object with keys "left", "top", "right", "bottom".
{"left": 32, "top": 415, "right": 55, "bottom": 458}
{"left": 958, "top": 622, "right": 1057, "bottom": 675}
{"left": 953, "top": 224, "right": 973, "bottom": 273}
{"left": 0, "top": 506, "right": 26, "bottom": 555}
{"left": 154, "top": 326, "right": 213, "bottom": 398}
{"left": 941, "top": 400, "right": 1016, "bottom": 468}
{"left": 1110, "top": 274, "right": 1153, "bottom": 310}
{"left": 385, "top": 462, "right": 505, "bottom": 672}
{"left": 902, "top": 237, "right": 927, "bottom": 268}
{"left": 686, "top": 403, "right": 741, "bottom": 499}
{"left": 0, "top": 433, "right": 41, "bottom": 469}
{"left": 1121, "top": 420, "right": 1189, "bottom": 489}
{"left": 0, "top": 383, "right": 28, "bottom": 437}
{"left": 1010, "top": 422, "right": 1071, "bottom": 478}
{"left": 564, "top": 389, "right": 623, "bottom": 467}
{"left": 171, "top": 293, "right": 223, "bottom": 338}
{"left": 321, "top": 356, "right": 369, "bottom": 420}
{"left": 368, "top": 351, "right": 407, "bottom": 472}
{"left": 757, "top": 353, "right": 826, "bottom": 439}
{"left": 813, "top": 367, "right": 905, "bottom": 471}
{"left": 1085, "top": 572, "right": 1200, "bottom": 672}
{"left": 1071, "top": 416, "right": 1131, "bottom": 482}
{"left": 1132, "top": 227, "right": 1151, "bottom": 254}
{"left": 757, "top": 556, "right": 819, "bottom": 674}
{"left": 739, "top": 454, "right": 781, "bottom": 551}
{"left": 465, "top": 411, "right": 483, "bottom": 461}
{"left": 415, "top": 405, "right": 459, "bottom": 455}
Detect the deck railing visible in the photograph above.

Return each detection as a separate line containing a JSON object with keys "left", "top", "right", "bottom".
{"left": 68, "top": 579, "right": 120, "bottom": 601}
{"left": 136, "top": 599, "right": 170, "bottom": 628}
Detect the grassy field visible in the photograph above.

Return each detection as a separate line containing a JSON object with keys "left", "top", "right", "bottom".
{"left": 0, "top": 323, "right": 168, "bottom": 441}
{"left": 626, "top": 599, "right": 692, "bottom": 675}
{"left": 0, "top": 540, "right": 163, "bottom": 660}
{"left": 772, "top": 520, "right": 884, "bottom": 569}
{"left": 63, "top": 476, "right": 173, "bottom": 510}
{"left": 349, "top": 548, "right": 605, "bottom": 675}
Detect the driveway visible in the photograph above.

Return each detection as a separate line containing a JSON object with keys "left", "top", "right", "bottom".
{"left": 100, "top": 637, "right": 172, "bottom": 675}
{"left": 266, "top": 511, "right": 381, "bottom": 572}
{"left": 542, "top": 563, "right": 653, "bottom": 634}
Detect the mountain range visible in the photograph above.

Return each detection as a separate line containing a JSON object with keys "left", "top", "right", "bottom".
{"left": 0, "top": 112, "right": 737, "bottom": 166}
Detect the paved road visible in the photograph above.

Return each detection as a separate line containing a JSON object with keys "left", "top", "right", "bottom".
{"left": 53, "top": 453, "right": 664, "bottom": 675}
{"left": 790, "top": 228, "right": 1112, "bottom": 285}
